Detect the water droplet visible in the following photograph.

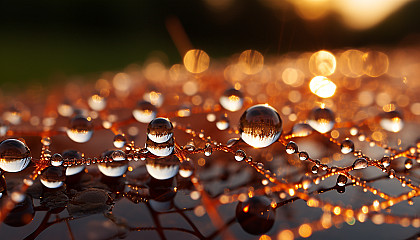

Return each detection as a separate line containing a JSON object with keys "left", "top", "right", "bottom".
{"left": 184, "top": 141, "right": 195, "bottom": 151}
{"left": 311, "top": 165, "right": 318, "bottom": 174}
{"left": 381, "top": 156, "right": 391, "bottom": 168}
{"left": 235, "top": 150, "right": 246, "bottom": 161}
{"left": 235, "top": 196, "right": 276, "bottom": 235}
{"left": 299, "top": 151, "right": 309, "bottom": 161}
{"left": 146, "top": 155, "right": 180, "bottom": 180}
{"left": 341, "top": 138, "right": 354, "bottom": 154}
{"left": 291, "top": 123, "right": 313, "bottom": 137}
{"left": 179, "top": 159, "right": 194, "bottom": 178}
{"left": 286, "top": 141, "right": 298, "bottom": 154}
{"left": 113, "top": 134, "right": 126, "bottom": 148}
{"left": 51, "top": 153, "right": 63, "bottom": 167}
{"left": 98, "top": 159, "right": 128, "bottom": 178}
{"left": 66, "top": 115, "right": 93, "bottom": 143}
{"left": 336, "top": 175, "right": 347, "bottom": 186}
{"left": 177, "top": 104, "right": 191, "bottom": 117}
{"left": 405, "top": 159, "right": 413, "bottom": 170}
{"left": 147, "top": 118, "right": 173, "bottom": 143}
{"left": 63, "top": 150, "right": 85, "bottom": 176}
{"left": 308, "top": 107, "right": 335, "bottom": 133}
{"left": 0, "top": 139, "right": 31, "bottom": 172}
{"left": 146, "top": 137, "right": 174, "bottom": 157}
{"left": 111, "top": 150, "right": 126, "bottom": 161}
{"left": 227, "top": 138, "right": 240, "bottom": 147}
{"left": 219, "top": 88, "right": 244, "bottom": 112}
{"left": 353, "top": 158, "right": 368, "bottom": 169}
{"left": 389, "top": 169, "right": 396, "bottom": 179}
{"left": 41, "top": 136, "right": 51, "bottom": 146}
{"left": 239, "top": 104, "right": 282, "bottom": 148}
{"left": 132, "top": 101, "right": 157, "bottom": 123}
{"left": 302, "top": 176, "right": 312, "bottom": 190}
{"left": 40, "top": 166, "right": 66, "bottom": 188}
{"left": 204, "top": 144, "right": 212, "bottom": 156}
{"left": 380, "top": 110, "right": 404, "bottom": 133}
{"left": 216, "top": 114, "right": 230, "bottom": 130}
{"left": 88, "top": 93, "right": 107, "bottom": 111}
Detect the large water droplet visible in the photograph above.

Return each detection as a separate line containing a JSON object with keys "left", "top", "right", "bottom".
{"left": 0, "top": 139, "right": 31, "bottom": 173}
{"left": 235, "top": 196, "right": 276, "bottom": 235}
{"left": 239, "top": 104, "right": 282, "bottom": 148}
{"left": 40, "top": 166, "right": 66, "bottom": 188}
{"left": 336, "top": 175, "right": 347, "bottom": 186}
{"left": 380, "top": 110, "right": 404, "bottom": 133}
{"left": 290, "top": 123, "right": 313, "bottom": 137}
{"left": 146, "top": 137, "right": 174, "bottom": 157}
{"left": 341, "top": 138, "right": 354, "bottom": 154}
{"left": 219, "top": 88, "right": 244, "bottom": 112}
{"left": 113, "top": 134, "right": 126, "bottom": 148}
{"left": 286, "top": 141, "right": 298, "bottom": 154}
{"left": 353, "top": 158, "right": 368, "bottom": 169}
{"left": 98, "top": 150, "right": 128, "bottom": 177}
{"left": 216, "top": 114, "right": 230, "bottom": 130}
{"left": 147, "top": 118, "right": 173, "bottom": 143}
{"left": 66, "top": 115, "right": 93, "bottom": 143}
{"left": 51, "top": 153, "right": 63, "bottom": 167}
{"left": 132, "top": 101, "right": 157, "bottom": 123}
{"left": 179, "top": 159, "right": 194, "bottom": 178}
{"left": 62, "top": 150, "right": 85, "bottom": 176}
{"left": 88, "top": 93, "right": 107, "bottom": 111}
{"left": 308, "top": 107, "right": 335, "bottom": 133}
{"left": 146, "top": 155, "right": 180, "bottom": 180}
{"left": 235, "top": 149, "right": 246, "bottom": 161}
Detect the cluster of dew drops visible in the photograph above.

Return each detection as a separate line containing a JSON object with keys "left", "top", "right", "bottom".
{"left": 0, "top": 49, "right": 419, "bottom": 238}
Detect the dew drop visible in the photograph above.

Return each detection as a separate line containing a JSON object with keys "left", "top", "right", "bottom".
{"left": 216, "top": 114, "right": 230, "bottom": 130}
{"left": 51, "top": 153, "right": 63, "bottom": 167}
{"left": 66, "top": 115, "right": 93, "bottom": 143}
{"left": 219, "top": 88, "right": 244, "bottom": 112}
{"left": 381, "top": 156, "right": 391, "bottom": 168}
{"left": 235, "top": 196, "right": 276, "bottom": 235}
{"left": 113, "top": 134, "right": 126, "bottom": 148}
{"left": 88, "top": 93, "right": 107, "bottom": 111}
{"left": 311, "top": 165, "right": 318, "bottom": 174}
{"left": 132, "top": 101, "right": 157, "bottom": 123}
{"left": 404, "top": 159, "right": 413, "bottom": 170}
{"left": 227, "top": 138, "right": 240, "bottom": 147}
{"left": 41, "top": 136, "right": 51, "bottom": 146}
{"left": 379, "top": 110, "right": 404, "bottom": 133}
{"left": 146, "top": 155, "right": 180, "bottom": 180}
{"left": 179, "top": 159, "right": 194, "bottom": 178}
{"left": 0, "top": 139, "right": 31, "bottom": 173}
{"left": 336, "top": 175, "right": 347, "bottom": 186}
{"left": 146, "top": 137, "right": 174, "bottom": 157}
{"left": 308, "top": 107, "right": 335, "bottom": 133}
{"left": 98, "top": 150, "right": 128, "bottom": 177}
{"left": 204, "top": 144, "right": 212, "bottom": 156}
{"left": 389, "top": 169, "right": 396, "bottom": 179}
{"left": 353, "top": 157, "right": 368, "bottom": 169}
{"left": 40, "top": 166, "right": 66, "bottom": 188}
{"left": 286, "top": 141, "right": 298, "bottom": 154}
{"left": 341, "top": 138, "right": 354, "bottom": 154}
{"left": 63, "top": 150, "right": 85, "bottom": 176}
{"left": 147, "top": 118, "right": 174, "bottom": 143}
{"left": 239, "top": 104, "right": 282, "bottom": 148}
{"left": 299, "top": 151, "right": 309, "bottom": 161}
{"left": 235, "top": 150, "right": 246, "bottom": 161}
{"left": 291, "top": 123, "right": 313, "bottom": 137}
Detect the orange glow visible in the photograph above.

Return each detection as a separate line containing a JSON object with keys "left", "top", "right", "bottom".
{"left": 339, "top": 49, "right": 364, "bottom": 77}
{"left": 184, "top": 49, "right": 210, "bottom": 74}
{"left": 238, "top": 50, "right": 264, "bottom": 75}
{"left": 362, "top": 51, "right": 389, "bottom": 77}
{"left": 309, "top": 76, "right": 336, "bottom": 98}
{"left": 298, "top": 224, "right": 312, "bottom": 238}
{"left": 309, "top": 50, "right": 336, "bottom": 76}
{"left": 243, "top": 205, "right": 249, "bottom": 213}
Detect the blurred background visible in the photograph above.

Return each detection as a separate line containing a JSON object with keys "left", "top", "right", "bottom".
{"left": 1, "top": 0, "right": 420, "bottom": 85}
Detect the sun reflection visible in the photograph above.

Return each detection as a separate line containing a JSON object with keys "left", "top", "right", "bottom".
{"left": 309, "top": 76, "right": 336, "bottom": 98}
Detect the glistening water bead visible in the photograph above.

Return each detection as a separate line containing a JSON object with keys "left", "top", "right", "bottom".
{"left": 145, "top": 155, "right": 180, "bottom": 180}
{"left": 341, "top": 139, "right": 354, "bottom": 154}
{"left": 132, "top": 101, "right": 157, "bottom": 123}
{"left": 66, "top": 115, "right": 93, "bottom": 143}
{"left": 40, "top": 166, "right": 66, "bottom": 188}
{"left": 219, "top": 88, "right": 244, "bottom": 112}
{"left": 239, "top": 104, "right": 282, "bottom": 148}
{"left": 147, "top": 118, "right": 173, "bottom": 143}
{"left": 379, "top": 110, "right": 404, "bottom": 133}
{"left": 0, "top": 139, "right": 31, "bottom": 173}
{"left": 308, "top": 107, "right": 335, "bottom": 133}
{"left": 146, "top": 137, "right": 174, "bottom": 157}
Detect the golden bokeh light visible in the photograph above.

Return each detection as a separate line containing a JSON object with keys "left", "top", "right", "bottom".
{"left": 298, "top": 224, "right": 312, "bottom": 238}
{"left": 309, "top": 50, "right": 336, "bottom": 76}
{"left": 238, "top": 49, "right": 264, "bottom": 75}
{"left": 339, "top": 49, "right": 364, "bottom": 77}
{"left": 183, "top": 49, "right": 210, "bottom": 74}
{"left": 309, "top": 76, "right": 337, "bottom": 98}
{"left": 362, "top": 51, "right": 389, "bottom": 77}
